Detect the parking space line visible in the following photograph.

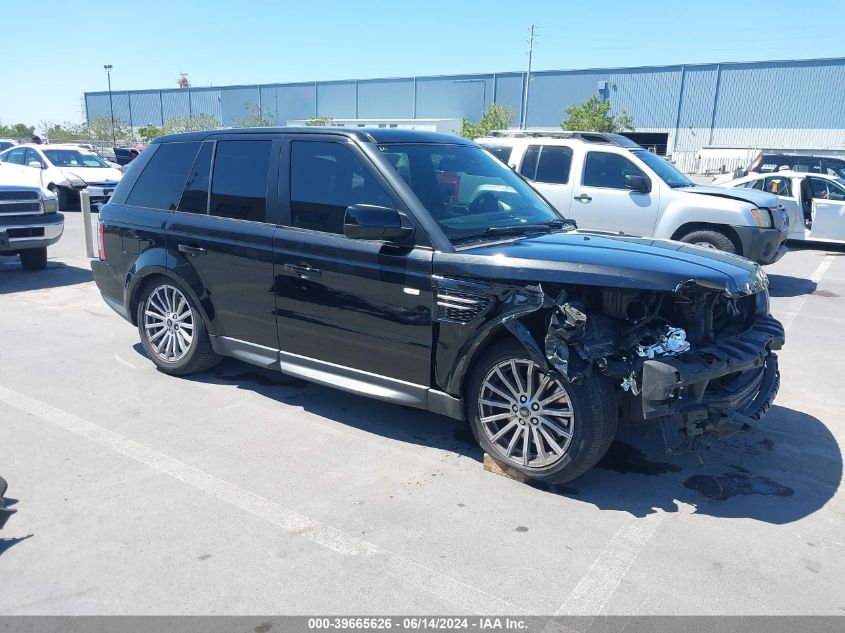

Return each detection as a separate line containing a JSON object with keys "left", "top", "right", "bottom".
{"left": 779, "top": 254, "right": 836, "bottom": 332}
{"left": 0, "top": 385, "right": 525, "bottom": 615}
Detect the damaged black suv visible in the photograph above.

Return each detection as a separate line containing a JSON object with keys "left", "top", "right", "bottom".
{"left": 92, "top": 128, "right": 784, "bottom": 483}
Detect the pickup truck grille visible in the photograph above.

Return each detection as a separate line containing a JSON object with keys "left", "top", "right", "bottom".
{"left": 0, "top": 202, "right": 41, "bottom": 214}
{"left": 7, "top": 227, "right": 45, "bottom": 238}
{"left": 0, "top": 190, "right": 39, "bottom": 201}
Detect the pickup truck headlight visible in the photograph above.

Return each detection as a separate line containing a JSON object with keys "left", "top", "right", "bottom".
{"left": 750, "top": 207, "right": 772, "bottom": 228}
{"left": 43, "top": 197, "right": 58, "bottom": 213}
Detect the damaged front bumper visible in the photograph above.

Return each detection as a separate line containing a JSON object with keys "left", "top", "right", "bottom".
{"left": 639, "top": 314, "right": 784, "bottom": 438}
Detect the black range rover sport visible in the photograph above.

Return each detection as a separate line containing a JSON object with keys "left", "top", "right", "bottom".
{"left": 92, "top": 128, "right": 784, "bottom": 483}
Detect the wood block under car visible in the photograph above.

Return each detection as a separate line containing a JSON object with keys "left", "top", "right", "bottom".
{"left": 482, "top": 453, "right": 528, "bottom": 483}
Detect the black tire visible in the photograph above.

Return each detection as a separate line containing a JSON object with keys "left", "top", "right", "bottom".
{"left": 20, "top": 247, "right": 47, "bottom": 271}
{"left": 678, "top": 229, "right": 737, "bottom": 254}
{"left": 466, "top": 339, "right": 617, "bottom": 484}
{"left": 136, "top": 276, "right": 222, "bottom": 376}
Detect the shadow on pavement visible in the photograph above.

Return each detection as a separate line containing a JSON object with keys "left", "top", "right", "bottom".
{"left": 0, "top": 260, "right": 92, "bottom": 294}
{"left": 766, "top": 274, "right": 816, "bottom": 297}
{"left": 175, "top": 357, "right": 841, "bottom": 526}
{"left": 0, "top": 534, "right": 33, "bottom": 558}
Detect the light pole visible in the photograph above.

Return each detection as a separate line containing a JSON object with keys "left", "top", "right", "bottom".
{"left": 104, "top": 64, "right": 116, "bottom": 148}
{"left": 521, "top": 25, "right": 535, "bottom": 130}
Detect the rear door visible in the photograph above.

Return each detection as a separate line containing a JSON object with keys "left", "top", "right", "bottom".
{"left": 166, "top": 135, "right": 281, "bottom": 350}
{"left": 518, "top": 144, "right": 574, "bottom": 215}
{"left": 761, "top": 175, "right": 801, "bottom": 238}
{"left": 273, "top": 135, "right": 434, "bottom": 386}
{"left": 570, "top": 149, "right": 660, "bottom": 236}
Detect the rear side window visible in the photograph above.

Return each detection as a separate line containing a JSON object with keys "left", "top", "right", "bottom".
{"left": 209, "top": 140, "right": 272, "bottom": 222}
{"left": 290, "top": 141, "right": 392, "bottom": 234}
{"left": 519, "top": 146, "right": 540, "bottom": 179}
{"left": 5, "top": 147, "right": 25, "bottom": 165}
{"left": 535, "top": 146, "right": 572, "bottom": 184}
{"left": 582, "top": 151, "right": 645, "bottom": 189}
{"left": 763, "top": 176, "right": 792, "bottom": 197}
{"left": 484, "top": 145, "right": 513, "bottom": 165}
{"left": 178, "top": 142, "right": 213, "bottom": 213}
{"left": 126, "top": 142, "right": 201, "bottom": 210}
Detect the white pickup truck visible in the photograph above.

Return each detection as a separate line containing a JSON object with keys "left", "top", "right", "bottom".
{"left": 0, "top": 167, "right": 63, "bottom": 270}
{"left": 476, "top": 131, "right": 789, "bottom": 265}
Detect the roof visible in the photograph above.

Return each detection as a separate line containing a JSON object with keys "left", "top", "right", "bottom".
{"left": 154, "top": 127, "right": 475, "bottom": 146}
{"left": 742, "top": 170, "right": 843, "bottom": 181}
{"left": 478, "top": 130, "right": 642, "bottom": 148}
{"left": 7, "top": 143, "right": 100, "bottom": 152}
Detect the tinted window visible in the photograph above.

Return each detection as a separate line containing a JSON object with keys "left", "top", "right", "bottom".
{"left": 535, "top": 146, "right": 572, "bottom": 184}
{"left": 5, "top": 147, "right": 25, "bottom": 165}
{"left": 126, "top": 142, "right": 201, "bottom": 210}
{"left": 519, "top": 145, "right": 540, "bottom": 179}
{"left": 290, "top": 141, "right": 392, "bottom": 234}
{"left": 178, "top": 142, "right": 213, "bottom": 213}
{"left": 484, "top": 145, "right": 512, "bottom": 165}
{"left": 822, "top": 158, "right": 845, "bottom": 178}
{"left": 209, "top": 140, "right": 272, "bottom": 222}
{"left": 583, "top": 152, "right": 645, "bottom": 189}
{"left": 763, "top": 176, "right": 792, "bottom": 197}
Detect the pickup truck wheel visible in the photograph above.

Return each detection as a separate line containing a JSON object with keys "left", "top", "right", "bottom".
{"left": 19, "top": 247, "right": 47, "bottom": 271}
{"left": 137, "top": 278, "right": 221, "bottom": 376}
{"left": 467, "top": 340, "right": 617, "bottom": 484}
{"left": 678, "top": 229, "right": 737, "bottom": 254}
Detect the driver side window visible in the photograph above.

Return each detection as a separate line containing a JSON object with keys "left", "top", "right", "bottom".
{"left": 582, "top": 152, "right": 644, "bottom": 189}
{"left": 24, "top": 149, "right": 43, "bottom": 168}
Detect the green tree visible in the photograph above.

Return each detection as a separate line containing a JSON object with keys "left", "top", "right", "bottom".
{"left": 458, "top": 103, "right": 515, "bottom": 139}
{"left": 561, "top": 96, "right": 634, "bottom": 133}
{"left": 138, "top": 125, "right": 166, "bottom": 142}
{"left": 234, "top": 103, "right": 275, "bottom": 128}
{"left": 40, "top": 121, "right": 87, "bottom": 142}
{"left": 162, "top": 113, "right": 220, "bottom": 134}
{"left": 304, "top": 116, "right": 335, "bottom": 126}
{"left": 0, "top": 121, "right": 36, "bottom": 138}
{"left": 88, "top": 116, "right": 135, "bottom": 145}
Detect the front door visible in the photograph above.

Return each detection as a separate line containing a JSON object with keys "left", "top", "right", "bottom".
{"left": 570, "top": 150, "right": 660, "bottom": 236}
{"left": 761, "top": 175, "right": 802, "bottom": 239}
{"left": 273, "top": 137, "right": 434, "bottom": 386}
{"left": 166, "top": 136, "right": 281, "bottom": 350}
{"left": 805, "top": 177, "right": 845, "bottom": 242}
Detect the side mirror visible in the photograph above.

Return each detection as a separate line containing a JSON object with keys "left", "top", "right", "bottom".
{"left": 625, "top": 174, "right": 651, "bottom": 193}
{"left": 344, "top": 204, "right": 414, "bottom": 242}
{"left": 28, "top": 161, "right": 44, "bottom": 169}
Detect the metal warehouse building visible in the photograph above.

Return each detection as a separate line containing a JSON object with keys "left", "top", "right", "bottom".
{"left": 84, "top": 56, "right": 845, "bottom": 173}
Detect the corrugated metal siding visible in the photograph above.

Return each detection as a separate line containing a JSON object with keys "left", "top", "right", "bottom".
{"left": 317, "top": 81, "right": 356, "bottom": 118}
{"left": 357, "top": 79, "right": 414, "bottom": 118}
{"left": 129, "top": 91, "right": 165, "bottom": 127}
{"left": 189, "top": 88, "right": 223, "bottom": 123}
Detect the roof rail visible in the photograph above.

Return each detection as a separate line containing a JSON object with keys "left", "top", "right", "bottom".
{"left": 485, "top": 129, "right": 642, "bottom": 148}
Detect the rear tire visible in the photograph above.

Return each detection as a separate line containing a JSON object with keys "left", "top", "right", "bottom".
{"left": 20, "top": 247, "right": 47, "bottom": 271}
{"left": 678, "top": 229, "right": 737, "bottom": 254}
{"left": 136, "top": 277, "right": 221, "bottom": 376}
{"left": 466, "top": 340, "right": 617, "bottom": 484}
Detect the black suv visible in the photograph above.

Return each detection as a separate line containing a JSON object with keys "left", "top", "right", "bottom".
{"left": 92, "top": 128, "right": 784, "bottom": 483}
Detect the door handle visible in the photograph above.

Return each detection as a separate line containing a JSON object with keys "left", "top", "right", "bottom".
{"left": 178, "top": 243, "right": 206, "bottom": 257}
{"left": 284, "top": 263, "right": 321, "bottom": 279}
{"left": 574, "top": 194, "right": 592, "bottom": 203}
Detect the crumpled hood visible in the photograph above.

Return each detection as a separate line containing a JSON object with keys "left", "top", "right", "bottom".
{"left": 437, "top": 230, "right": 765, "bottom": 296}
{"left": 679, "top": 184, "right": 780, "bottom": 208}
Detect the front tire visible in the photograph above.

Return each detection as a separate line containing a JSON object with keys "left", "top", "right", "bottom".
{"left": 20, "top": 247, "right": 47, "bottom": 271}
{"left": 136, "top": 278, "right": 221, "bottom": 376}
{"left": 678, "top": 229, "right": 737, "bottom": 254}
{"left": 466, "top": 340, "right": 617, "bottom": 484}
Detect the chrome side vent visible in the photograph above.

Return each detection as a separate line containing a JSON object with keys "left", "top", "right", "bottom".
{"left": 436, "top": 290, "right": 494, "bottom": 325}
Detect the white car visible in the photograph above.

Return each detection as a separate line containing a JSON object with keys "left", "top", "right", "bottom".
{"left": 476, "top": 131, "right": 789, "bottom": 264}
{"left": 727, "top": 171, "right": 845, "bottom": 245}
{"left": 0, "top": 143, "right": 123, "bottom": 211}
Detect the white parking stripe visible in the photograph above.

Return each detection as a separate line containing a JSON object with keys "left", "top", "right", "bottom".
{"left": 779, "top": 254, "right": 836, "bottom": 332}
{"left": 0, "top": 385, "right": 524, "bottom": 615}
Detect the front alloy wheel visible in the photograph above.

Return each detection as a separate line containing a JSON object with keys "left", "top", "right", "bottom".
{"left": 143, "top": 284, "right": 195, "bottom": 362}
{"left": 478, "top": 359, "right": 574, "bottom": 468}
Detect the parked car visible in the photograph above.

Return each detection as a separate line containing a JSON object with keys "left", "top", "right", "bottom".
{"left": 0, "top": 166, "right": 63, "bottom": 270}
{"left": 712, "top": 152, "right": 845, "bottom": 185}
{"left": 727, "top": 170, "right": 845, "bottom": 245}
{"left": 92, "top": 128, "right": 783, "bottom": 484}
{"left": 476, "top": 131, "right": 789, "bottom": 264}
{"left": 114, "top": 146, "right": 142, "bottom": 166}
{"left": 0, "top": 139, "right": 19, "bottom": 153}
{"left": 0, "top": 143, "right": 123, "bottom": 211}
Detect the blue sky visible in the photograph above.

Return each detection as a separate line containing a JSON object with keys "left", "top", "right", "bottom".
{"left": 1, "top": 0, "right": 842, "bottom": 130}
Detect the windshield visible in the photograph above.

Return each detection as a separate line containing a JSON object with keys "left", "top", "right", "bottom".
{"left": 632, "top": 149, "right": 691, "bottom": 188}
{"left": 378, "top": 144, "right": 566, "bottom": 242}
{"left": 43, "top": 149, "right": 109, "bottom": 168}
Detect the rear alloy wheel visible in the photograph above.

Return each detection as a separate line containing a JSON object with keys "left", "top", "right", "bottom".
{"left": 467, "top": 340, "right": 617, "bottom": 484}
{"left": 137, "top": 278, "right": 221, "bottom": 375}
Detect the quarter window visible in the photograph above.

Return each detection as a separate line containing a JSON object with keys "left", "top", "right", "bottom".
{"left": 763, "top": 176, "right": 792, "bottom": 197}
{"left": 290, "top": 141, "right": 392, "bottom": 234}
{"left": 126, "top": 142, "right": 201, "bottom": 210}
{"left": 5, "top": 147, "right": 25, "bottom": 165}
{"left": 178, "top": 142, "right": 213, "bottom": 214}
{"left": 484, "top": 145, "right": 513, "bottom": 165}
{"left": 582, "top": 152, "right": 645, "bottom": 189}
{"left": 209, "top": 140, "right": 272, "bottom": 222}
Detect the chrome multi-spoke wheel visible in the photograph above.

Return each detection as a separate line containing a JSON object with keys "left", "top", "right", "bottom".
{"left": 143, "top": 284, "right": 195, "bottom": 362}
{"left": 478, "top": 358, "right": 574, "bottom": 469}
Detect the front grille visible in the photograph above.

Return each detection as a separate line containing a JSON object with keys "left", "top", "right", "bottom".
{"left": 0, "top": 202, "right": 41, "bottom": 214}
{"left": 436, "top": 290, "right": 494, "bottom": 324}
{"left": 0, "top": 190, "right": 38, "bottom": 201}
{"left": 8, "top": 227, "right": 45, "bottom": 238}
